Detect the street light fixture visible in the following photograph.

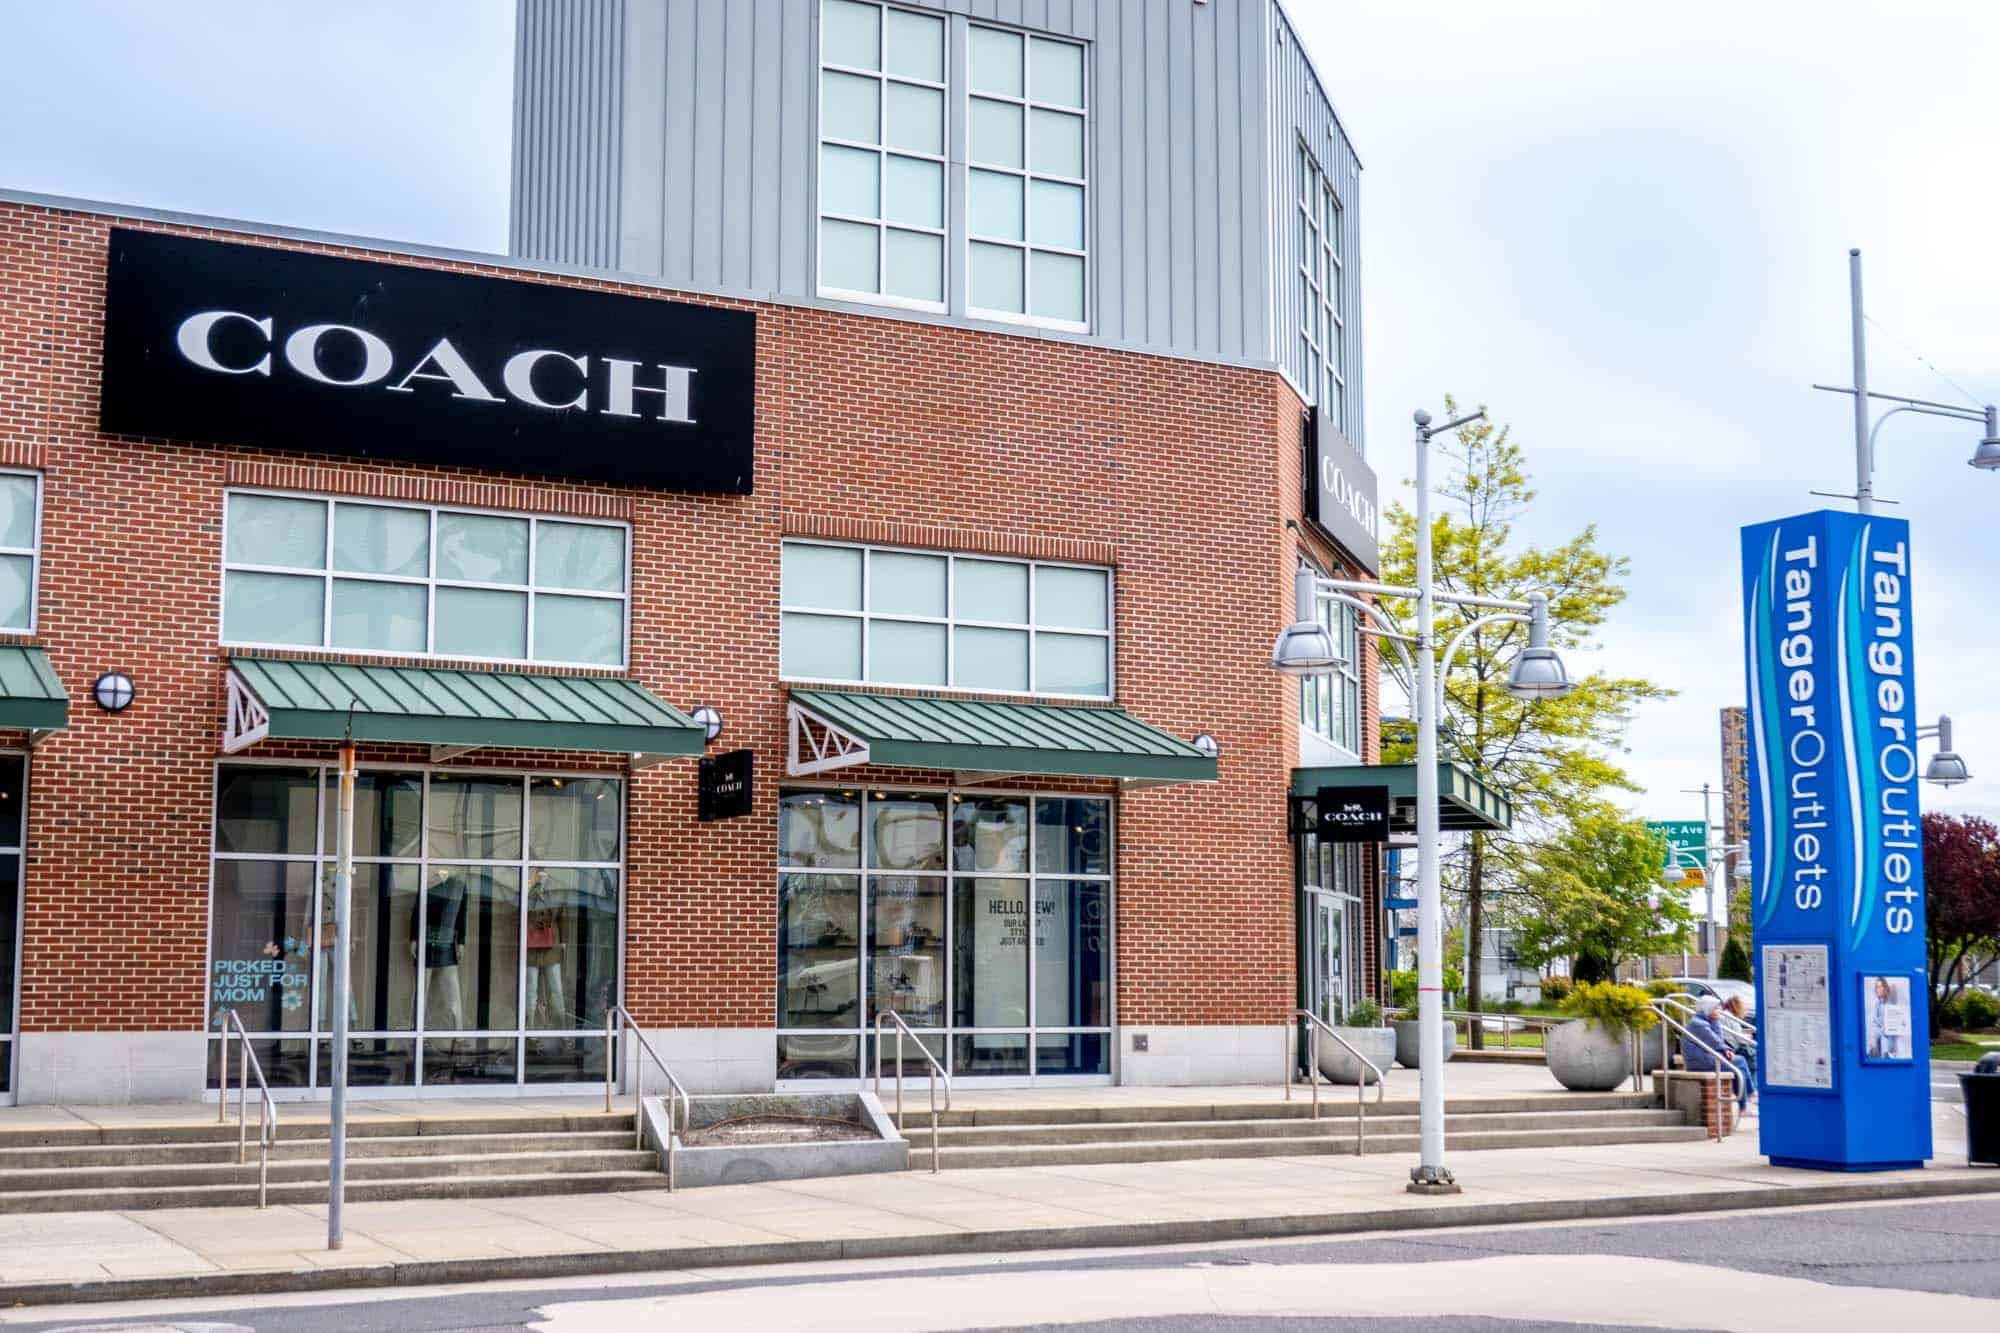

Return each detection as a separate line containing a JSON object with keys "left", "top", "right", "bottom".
{"left": 1273, "top": 405, "right": 1578, "bottom": 1196}
{"left": 1920, "top": 714, "right": 1971, "bottom": 787}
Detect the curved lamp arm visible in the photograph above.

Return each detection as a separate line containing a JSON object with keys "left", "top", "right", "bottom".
{"left": 1315, "top": 589, "right": 1416, "bottom": 677}
{"left": 1435, "top": 611, "right": 1529, "bottom": 719}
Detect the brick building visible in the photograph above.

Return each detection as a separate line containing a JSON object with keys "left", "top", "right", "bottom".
{"left": 0, "top": 0, "right": 1506, "bottom": 1105}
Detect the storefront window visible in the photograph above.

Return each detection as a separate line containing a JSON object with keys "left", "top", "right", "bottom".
{"left": 0, "top": 755, "right": 22, "bottom": 1096}
{"left": 1298, "top": 557, "right": 1362, "bottom": 754}
{"left": 777, "top": 786, "right": 1112, "bottom": 1081}
{"left": 209, "top": 765, "right": 623, "bottom": 1092}
{"left": 0, "top": 473, "right": 42, "bottom": 633}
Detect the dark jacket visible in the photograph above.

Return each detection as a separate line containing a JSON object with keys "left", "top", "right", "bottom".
{"left": 1681, "top": 1012, "right": 1729, "bottom": 1073}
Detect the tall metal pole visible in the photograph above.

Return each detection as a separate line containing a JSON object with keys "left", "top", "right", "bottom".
{"left": 1699, "top": 783, "right": 1719, "bottom": 976}
{"left": 1408, "top": 410, "right": 1455, "bottom": 1194}
{"left": 328, "top": 737, "right": 355, "bottom": 1250}
{"left": 1849, "top": 248, "right": 1874, "bottom": 515}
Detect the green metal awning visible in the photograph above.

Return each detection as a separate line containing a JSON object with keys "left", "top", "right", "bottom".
{"left": 787, "top": 688, "right": 1217, "bottom": 787}
{"left": 1291, "top": 762, "right": 1512, "bottom": 832}
{"left": 0, "top": 646, "right": 68, "bottom": 734}
{"left": 223, "top": 657, "right": 705, "bottom": 761}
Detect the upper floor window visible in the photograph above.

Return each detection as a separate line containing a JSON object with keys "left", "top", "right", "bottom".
{"left": 1299, "top": 557, "right": 1360, "bottom": 754}
{"left": 1296, "top": 144, "right": 1346, "bottom": 431}
{"left": 780, "top": 540, "right": 1111, "bottom": 698}
{"left": 966, "top": 24, "right": 1088, "bottom": 327}
{"left": 818, "top": 0, "right": 949, "bottom": 309}
{"left": 221, "top": 492, "right": 629, "bottom": 669}
{"left": 0, "top": 472, "right": 40, "bottom": 634}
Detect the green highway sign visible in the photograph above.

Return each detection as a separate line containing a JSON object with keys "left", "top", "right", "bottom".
{"left": 1646, "top": 819, "right": 1707, "bottom": 867}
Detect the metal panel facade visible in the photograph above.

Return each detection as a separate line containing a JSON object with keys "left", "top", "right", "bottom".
{"left": 511, "top": 0, "right": 626, "bottom": 269}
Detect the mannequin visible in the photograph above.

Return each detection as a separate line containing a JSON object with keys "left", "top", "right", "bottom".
{"left": 411, "top": 867, "right": 467, "bottom": 1029}
{"left": 525, "top": 871, "right": 566, "bottom": 1031}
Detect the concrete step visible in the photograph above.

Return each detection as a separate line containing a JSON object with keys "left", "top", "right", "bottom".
{"left": 923, "top": 1108, "right": 1689, "bottom": 1148}
{"left": 0, "top": 1169, "right": 672, "bottom": 1214}
{"left": 0, "top": 1110, "right": 633, "bottom": 1151}
{"left": 903, "top": 1091, "right": 1659, "bottom": 1129}
{"left": 0, "top": 1129, "right": 636, "bottom": 1169}
{"left": 0, "top": 1147, "right": 659, "bottom": 1194}
{"left": 924, "top": 1124, "right": 1711, "bottom": 1170}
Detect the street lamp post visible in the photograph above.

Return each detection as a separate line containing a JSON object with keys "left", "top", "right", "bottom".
{"left": 1271, "top": 406, "right": 1577, "bottom": 1195}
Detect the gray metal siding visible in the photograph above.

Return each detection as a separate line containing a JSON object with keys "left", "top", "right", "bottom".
{"left": 511, "top": 0, "right": 625, "bottom": 269}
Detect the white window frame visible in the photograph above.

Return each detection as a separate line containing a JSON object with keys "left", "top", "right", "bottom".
{"left": 963, "top": 20, "right": 1090, "bottom": 333}
{"left": 0, "top": 470, "right": 44, "bottom": 636}
{"left": 779, "top": 538, "right": 1115, "bottom": 701}
{"left": 1296, "top": 142, "right": 1346, "bottom": 433}
{"left": 816, "top": 0, "right": 952, "bottom": 314}
{"left": 1298, "top": 555, "right": 1361, "bottom": 757}
{"left": 219, "top": 489, "right": 632, "bottom": 672}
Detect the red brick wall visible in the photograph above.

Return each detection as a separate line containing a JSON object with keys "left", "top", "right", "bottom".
{"left": 0, "top": 199, "right": 1355, "bottom": 1039}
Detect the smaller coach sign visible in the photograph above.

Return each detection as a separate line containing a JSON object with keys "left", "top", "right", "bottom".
{"left": 100, "top": 229, "right": 756, "bottom": 493}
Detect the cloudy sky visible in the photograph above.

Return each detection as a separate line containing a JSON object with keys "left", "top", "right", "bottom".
{"left": 4, "top": 0, "right": 1997, "bottom": 837}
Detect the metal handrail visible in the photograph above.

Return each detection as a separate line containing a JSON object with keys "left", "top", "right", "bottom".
{"left": 605, "top": 1005, "right": 693, "bottom": 1191}
{"left": 873, "top": 1010, "right": 952, "bottom": 1173}
{"left": 214, "top": 1011, "right": 278, "bottom": 1209}
{"left": 1644, "top": 1000, "right": 1741, "bottom": 1142}
{"left": 1384, "top": 1005, "right": 1562, "bottom": 1049}
{"left": 1283, "top": 1009, "right": 1386, "bottom": 1155}
{"left": 1656, "top": 993, "right": 1758, "bottom": 1045}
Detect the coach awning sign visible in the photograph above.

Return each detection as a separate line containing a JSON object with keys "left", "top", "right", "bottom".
{"left": 99, "top": 229, "right": 756, "bottom": 493}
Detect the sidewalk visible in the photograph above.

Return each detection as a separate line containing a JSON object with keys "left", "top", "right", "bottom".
{"left": 0, "top": 1072, "right": 1987, "bottom": 1307}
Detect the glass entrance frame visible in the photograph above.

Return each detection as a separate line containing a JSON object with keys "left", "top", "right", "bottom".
{"left": 1295, "top": 806, "right": 1367, "bottom": 1025}
{"left": 206, "top": 759, "right": 625, "bottom": 1098}
{"left": 0, "top": 753, "right": 23, "bottom": 1104}
{"left": 776, "top": 782, "right": 1114, "bottom": 1085}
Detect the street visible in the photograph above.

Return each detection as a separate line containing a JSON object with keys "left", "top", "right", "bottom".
{"left": 12, "top": 1194, "right": 1999, "bottom": 1332}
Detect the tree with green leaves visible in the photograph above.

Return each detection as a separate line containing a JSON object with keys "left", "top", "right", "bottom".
{"left": 1717, "top": 933, "right": 1752, "bottom": 982}
{"left": 1379, "top": 399, "right": 1670, "bottom": 1036}
{"left": 1511, "top": 812, "right": 1695, "bottom": 983}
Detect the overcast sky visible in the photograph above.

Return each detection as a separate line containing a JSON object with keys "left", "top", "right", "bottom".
{"left": 4, "top": 1, "right": 1997, "bottom": 838}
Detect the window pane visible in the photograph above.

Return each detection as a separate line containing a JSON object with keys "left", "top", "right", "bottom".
{"left": 529, "top": 776, "right": 622, "bottom": 863}
{"left": 821, "top": 69, "right": 880, "bottom": 143}
{"left": 869, "top": 875, "right": 946, "bottom": 1027}
{"left": 953, "top": 625, "right": 1028, "bottom": 691}
{"left": 868, "top": 619, "right": 946, "bottom": 685}
{"left": 209, "top": 860, "right": 315, "bottom": 1033}
{"left": 885, "top": 82, "right": 943, "bottom": 154}
{"left": 0, "top": 855, "right": 15, "bottom": 1036}
{"left": 1030, "top": 37, "right": 1085, "bottom": 108}
{"left": 956, "top": 558, "right": 1028, "bottom": 622}
{"left": 885, "top": 229, "right": 943, "bottom": 303}
{"left": 533, "top": 593, "right": 623, "bottom": 666}
{"left": 783, "top": 542, "right": 863, "bottom": 611}
{"left": 1035, "top": 565, "right": 1108, "bottom": 629}
{"left": 421, "top": 1036, "right": 515, "bottom": 1086}
{"left": 332, "top": 503, "right": 428, "bottom": 577}
{"left": 216, "top": 766, "right": 318, "bottom": 855}
{"left": 968, "top": 26, "right": 1023, "bottom": 96}
{"left": 1034, "top": 797, "right": 1109, "bottom": 875}
{"left": 969, "top": 242, "right": 1024, "bottom": 313}
{"left": 779, "top": 1033, "right": 858, "bottom": 1079}
{"left": 420, "top": 866, "right": 520, "bottom": 1032}
{"left": 536, "top": 522, "right": 626, "bottom": 593}
{"left": 884, "top": 7, "right": 943, "bottom": 81}
{"left": 778, "top": 873, "right": 860, "bottom": 1027}
{"left": 1036, "top": 1031, "right": 1108, "bottom": 1076}
{"left": 1029, "top": 179, "right": 1084, "bottom": 250}
{"left": 1029, "top": 251, "right": 1086, "bottom": 323}
{"left": 1031, "top": 110, "right": 1085, "bottom": 182}
{"left": 868, "top": 550, "right": 945, "bottom": 616}
{"left": 227, "top": 494, "right": 325, "bottom": 569}
{"left": 968, "top": 97, "right": 1023, "bottom": 168}
{"left": 526, "top": 866, "right": 619, "bottom": 1031}
{"left": 332, "top": 771, "right": 422, "bottom": 859}
{"left": 330, "top": 864, "right": 419, "bottom": 1032}
{"left": 1035, "top": 631, "right": 1109, "bottom": 696}
{"left": 426, "top": 775, "right": 524, "bottom": 860}
{"left": 433, "top": 585, "right": 528, "bottom": 660}
{"left": 1036, "top": 879, "right": 1108, "bottom": 1028}
{"left": 968, "top": 169, "right": 1023, "bottom": 240}
{"left": 0, "top": 475, "right": 35, "bottom": 549}
{"left": 781, "top": 611, "right": 862, "bottom": 679}
{"left": 820, "top": 143, "right": 880, "bottom": 218}
{"left": 224, "top": 570, "right": 323, "bottom": 646}
{"left": 867, "top": 791, "right": 946, "bottom": 870}
{"left": 436, "top": 512, "right": 529, "bottom": 585}
{"left": 331, "top": 579, "right": 426, "bottom": 652}
{"left": 0, "top": 556, "right": 30, "bottom": 630}
{"left": 884, "top": 154, "right": 943, "bottom": 229}
{"left": 955, "top": 877, "right": 1028, "bottom": 1028}
{"left": 821, "top": 218, "right": 880, "bottom": 292}
{"left": 0, "top": 756, "right": 24, "bottom": 848}
{"left": 821, "top": 0, "right": 879, "bottom": 70}
{"left": 952, "top": 795, "right": 1029, "bottom": 872}
{"left": 780, "top": 789, "right": 861, "bottom": 869}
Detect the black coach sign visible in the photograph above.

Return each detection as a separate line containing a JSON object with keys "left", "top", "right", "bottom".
{"left": 1316, "top": 785, "right": 1390, "bottom": 844}
{"left": 1304, "top": 407, "right": 1379, "bottom": 575}
{"left": 698, "top": 750, "right": 754, "bottom": 822}
{"left": 99, "top": 229, "right": 756, "bottom": 493}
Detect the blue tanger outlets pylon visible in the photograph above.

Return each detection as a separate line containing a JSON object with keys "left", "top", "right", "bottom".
{"left": 1741, "top": 509, "right": 1933, "bottom": 1170}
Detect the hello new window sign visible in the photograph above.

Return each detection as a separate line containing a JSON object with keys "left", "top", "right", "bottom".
{"left": 1741, "top": 509, "right": 1931, "bottom": 1170}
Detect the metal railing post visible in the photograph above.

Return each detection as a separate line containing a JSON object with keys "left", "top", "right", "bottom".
{"left": 237, "top": 1031, "right": 249, "bottom": 1165}
{"left": 605, "top": 1009, "right": 616, "bottom": 1114}
{"left": 217, "top": 1023, "right": 228, "bottom": 1124}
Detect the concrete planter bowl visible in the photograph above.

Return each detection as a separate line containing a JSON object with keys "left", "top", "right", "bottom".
{"left": 1392, "top": 1018, "right": 1457, "bottom": 1069}
{"left": 645, "top": 1092, "right": 908, "bottom": 1189}
{"left": 1316, "top": 1026, "right": 1397, "bottom": 1085}
{"left": 1545, "top": 1019, "right": 1633, "bottom": 1092}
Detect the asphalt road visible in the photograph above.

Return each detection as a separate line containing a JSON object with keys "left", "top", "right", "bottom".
{"left": 12, "top": 1194, "right": 2000, "bottom": 1332}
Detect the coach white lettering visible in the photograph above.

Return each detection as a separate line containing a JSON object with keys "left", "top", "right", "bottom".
{"left": 175, "top": 310, "right": 272, "bottom": 375}
{"left": 602, "top": 360, "right": 696, "bottom": 423}
{"left": 283, "top": 323, "right": 394, "bottom": 387}
{"left": 388, "top": 338, "right": 502, "bottom": 402}
{"left": 502, "top": 349, "right": 590, "bottom": 411}
{"left": 1318, "top": 458, "right": 1377, "bottom": 537}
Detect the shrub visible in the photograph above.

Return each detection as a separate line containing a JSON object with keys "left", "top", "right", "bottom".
{"left": 1961, "top": 989, "right": 2000, "bottom": 1032}
{"left": 1390, "top": 970, "right": 1417, "bottom": 1010}
{"left": 1559, "top": 981, "right": 1660, "bottom": 1035}
{"left": 1643, "top": 979, "right": 1683, "bottom": 999}
{"left": 1539, "top": 975, "right": 1573, "bottom": 1004}
{"left": 1935, "top": 993, "right": 1968, "bottom": 1032}
{"left": 1344, "top": 1001, "right": 1384, "bottom": 1028}
{"left": 1718, "top": 935, "right": 1752, "bottom": 982}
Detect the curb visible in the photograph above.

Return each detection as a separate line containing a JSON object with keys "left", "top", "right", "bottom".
{"left": 6, "top": 1171, "right": 1999, "bottom": 1309}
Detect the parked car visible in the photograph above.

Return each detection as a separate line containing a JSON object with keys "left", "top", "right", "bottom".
{"left": 1663, "top": 976, "right": 1757, "bottom": 1019}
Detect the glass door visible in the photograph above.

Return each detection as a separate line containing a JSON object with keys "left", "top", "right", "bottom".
{"left": 0, "top": 756, "right": 23, "bottom": 1102}
{"left": 1311, "top": 896, "right": 1347, "bottom": 1026}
